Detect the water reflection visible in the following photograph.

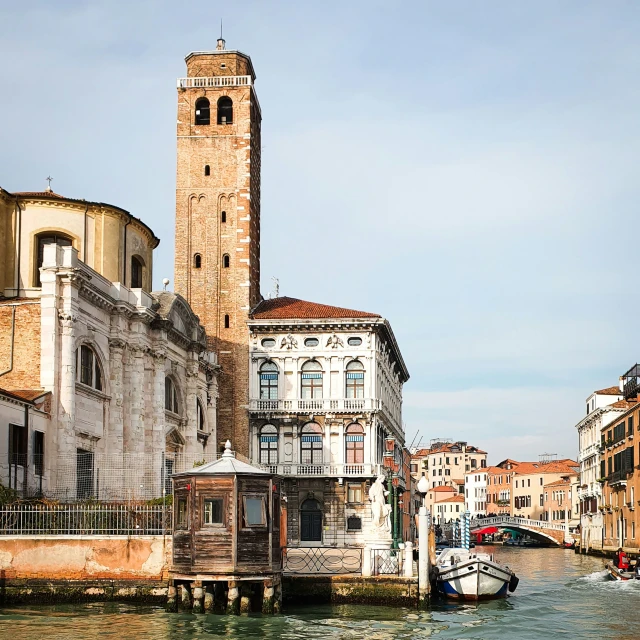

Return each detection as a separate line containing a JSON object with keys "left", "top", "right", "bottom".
{"left": 0, "top": 547, "right": 638, "bottom": 639}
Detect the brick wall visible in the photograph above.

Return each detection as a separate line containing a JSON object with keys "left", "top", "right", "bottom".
{"left": 0, "top": 301, "right": 41, "bottom": 389}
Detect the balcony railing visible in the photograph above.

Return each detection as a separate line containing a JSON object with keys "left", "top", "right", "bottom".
{"left": 249, "top": 398, "right": 379, "bottom": 413}
{"left": 609, "top": 469, "right": 631, "bottom": 485}
{"left": 578, "top": 443, "right": 601, "bottom": 462}
{"left": 177, "top": 75, "right": 252, "bottom": 88}
{"left": 254, "top": 462, "right": 382, "bottom": 478}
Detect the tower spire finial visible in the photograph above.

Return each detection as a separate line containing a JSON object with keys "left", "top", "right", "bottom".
{"left": 217, "top": 20, "right": 226, "bottom": 50}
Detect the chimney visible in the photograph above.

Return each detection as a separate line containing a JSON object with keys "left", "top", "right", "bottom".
{"left": 216, "top": 38, "right": 226, "bottom": 51}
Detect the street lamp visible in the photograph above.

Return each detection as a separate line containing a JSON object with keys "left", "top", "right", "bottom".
{"left": 416, "top": 474, "right": 430, "bottom": 602}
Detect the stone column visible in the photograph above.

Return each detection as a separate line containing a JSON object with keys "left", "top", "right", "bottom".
{"left": 203, "top": 584, "right": 215, "bottom": 612}
{"left": 107, "top": 339, "right": 126, "bottom": 457}
{"left": 404, "top": 541, "right": 414, "bottom": 577}
{"left": 151, "top": 349, "right": 166, "bottom": 497}
{"left": 58, "top": 311, "right": 77, "bottom": 499}
{"left": 180, "top": 582, "right": 192, "bottom": 609}
{"left": 166, "top": 582, "right": 178, "bottom": 612}
{"left": 124, "top": 344, "right": 146, "bottom": 498}
{"left": 262, "top": 579, "right": 275, "bottom": 614}
{"left": 185, "top": 354, "right": 200, "bottom": 457}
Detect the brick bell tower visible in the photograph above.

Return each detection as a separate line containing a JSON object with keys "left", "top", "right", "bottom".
{"left": 174, "top": 38, "right": 261, "bottom": 456}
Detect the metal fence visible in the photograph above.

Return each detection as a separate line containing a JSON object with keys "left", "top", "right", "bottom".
{"left": 0, "top": 504, "right": 173, "bottom": 536}
{"left": 371, "top": 548, "right": 402, "bottom": 575}
{"left": 283, "top": 546, "right": 362, "bottom": 575}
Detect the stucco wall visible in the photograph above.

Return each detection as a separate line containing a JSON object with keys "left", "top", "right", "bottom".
{"left": 0, "top": 535, "right": 171, "bottom": 580}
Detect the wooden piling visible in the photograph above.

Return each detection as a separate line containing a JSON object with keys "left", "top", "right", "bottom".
{"left": 262, "top": 579, "right": 275, "bottom": 614}
{"left": 166, "top": 582, "right": 178, "bottom": 612}
{"left": 226, "top": 580, "right": 240, "bottom": 615}
{"left": 204, "top": 583, "right": 214, "bottom": 612}
{"left": 181, "top": 582, "right": 192, "bottom": 610}
{"left": 192, "top": 581, "right": 203, "bottom": 613}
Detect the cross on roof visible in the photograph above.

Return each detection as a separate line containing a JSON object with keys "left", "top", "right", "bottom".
{"left": 45, "top": 176, "right": 53, "bottom": 189}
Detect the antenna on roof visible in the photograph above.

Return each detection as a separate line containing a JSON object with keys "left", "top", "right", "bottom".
{"left": 539, "top": 453, "right": 557, "bottom": 464}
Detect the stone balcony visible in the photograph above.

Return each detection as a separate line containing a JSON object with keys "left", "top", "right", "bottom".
{"left": 578, "top": 443, "right": 601, "bottom": 463}
{"left": 253, "top": 462, "right": 382, "bottom": 478}
{"left": 177, "top": 75, "right": 252, "bottom": 88}
{"left": 248, "top": 397, "right": 379, "bottom": 414}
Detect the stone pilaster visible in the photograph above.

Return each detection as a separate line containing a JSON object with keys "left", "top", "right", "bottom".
{"left": 184, "top": 354, "right": 199, "bottom": 457}
{"left": 58, "top": 312, "right": 77, "bottom": 459}
{"left": 150, "top": 348, "right": 166, "bottom": 497}
{"left": 107, "top": 338, "right": 126, "bottom": 457}
{"left": 124, "top": 344, "right": 146, "bottom": 497}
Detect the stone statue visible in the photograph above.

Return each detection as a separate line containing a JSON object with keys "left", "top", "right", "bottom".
{"left": 280, "top": 333, "right": 298, "bottom": 350}
{"left": 368, "top": 474, "right": 392, "bottom": 537}
{"left": 326, "top": 333, "right": 344, "bottom": 349}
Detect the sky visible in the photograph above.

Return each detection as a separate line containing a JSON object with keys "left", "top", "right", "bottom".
{"left": 1, "top": 1, "right": 638, "bottom": 463}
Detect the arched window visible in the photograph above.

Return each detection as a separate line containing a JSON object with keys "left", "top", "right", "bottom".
{"left": 224, "top": 314, "right": 230, "bottom": 328}
{"left": 301, "top": 422, "right": 323, "bottom": 465}
{"left": 195, "top": 97, "right": 210, "bottom": 125}
{"left": 197, "top": 399, "right": 205, "bottom": 431}
{"left": 345, "top": 423, "right": 365, "bottom": 464}
{"left": 221, "top": 210, "right": 227, "bottom": 223}
{"left": 260, "top": 424, "right": 278, "bottom": 464}
{"left": 131, "top": 256, "right": 143, "bottom": 288}
{"left": 345, "top": 360, "right": 365, "bottom": 399}
{"left": 76, "top": 345, "right": 103, "bottom": 391}
{"left": 259, "top": 361, "right": 279, "bottom": 400}
{"left": 35, "top": 232, "right": 72, "bottom": 286}
{"left": 194, "top": 253, "right": 202, "bottom": 269}
{"left": 301, "top": 360, "right": 323, "bottom": 399}
{"left": 223, "top": 254, "right": 230, "bottom": 268}
{"left": 217, "top": 96, "right": 233, "bottom": 124}
{"left": 165, "top": 377, "right": 179, "bottom": 414}
{"left": 204, "top": 165, "right": 210, "bottom": 176}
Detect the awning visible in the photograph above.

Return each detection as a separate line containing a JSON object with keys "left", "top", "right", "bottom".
{"left": 474, "top": 526, "right": 498, "bottom": 535}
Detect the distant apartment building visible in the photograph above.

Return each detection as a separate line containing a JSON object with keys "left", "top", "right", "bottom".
{"left": 464, "top": 470, "right": 488, "bottom": 517}
{"left": 542, "top": 475, "right": 580, "bottom": 532}
{"left": 511, "top": 458, "right": 579, "bottom": 521}
{"left": 600, "top": 365, "right": 640, "bottom": 552}
{"left": 411, "top": 440, "right": 486, "bottom": 489}
{"left": 576, "top": 383, "right": 633, "bottom": 552}
{"left": 486, "top": 459, "right": 520, "bottom": 515}
{"left": 434, "top": 494, "right": 466, "bottom": 523}
{"left": 425, "top": 484, "right": 457, "bottom": 516}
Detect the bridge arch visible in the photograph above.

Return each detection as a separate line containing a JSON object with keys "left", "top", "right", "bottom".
{"left": 470, "top": 516, "right": 565, "bottom": 546}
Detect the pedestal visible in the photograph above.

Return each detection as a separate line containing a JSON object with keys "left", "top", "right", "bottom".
{"left": 363, "top": 537, "right": 393, "bottom": 576}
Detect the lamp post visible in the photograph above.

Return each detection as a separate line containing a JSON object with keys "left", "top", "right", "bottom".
{"left": 417, "top": 475, "right": 431, "bottom": 603}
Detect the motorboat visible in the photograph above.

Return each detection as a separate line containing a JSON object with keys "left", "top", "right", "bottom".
{"left": 606, "top": 561, "right": 640, "bottom": 581}
{"left": 434, "top": 548, "right": 519, "bottom": 600}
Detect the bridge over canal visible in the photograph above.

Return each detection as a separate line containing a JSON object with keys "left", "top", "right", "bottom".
{"left": 470, "top": 516, "right": 569, "bottom": 545}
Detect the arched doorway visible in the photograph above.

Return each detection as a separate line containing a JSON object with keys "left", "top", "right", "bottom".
{"left": 300, "top": 498, "right": 322, "bottom": 542}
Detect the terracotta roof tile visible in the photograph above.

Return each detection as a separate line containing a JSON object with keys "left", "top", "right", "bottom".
{"left": 251, "top": 296, "right": 380, "bottom": 320}
{"left": 439, "top": 495, "right": 466, "bottom": 503}
{"left": 513, "top": 461, "right": 578, "bottom": 475}
{"left": 452, "top": 478, "right": 465, "bottom": 485}
{"left": 13, "top": 190, "right": 66, "bottom": 198}
{"left": 431, "top": 486, "right": 456, "bottom": 493}
{"left": 595, "top": 386, "right": 623, "bottom": 395}
{"left": 0, "top": 388, "right": 48, "bottom": 402}
{"left": 544, "top": 477, "right": 576, "bottom": 488}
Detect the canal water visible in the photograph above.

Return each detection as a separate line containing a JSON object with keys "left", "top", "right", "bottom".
{"left": 1, "top": 547, "right": 638, "bottom": 639}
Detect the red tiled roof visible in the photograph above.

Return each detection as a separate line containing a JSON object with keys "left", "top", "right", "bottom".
{"left": 440, "top": 495, "right": 465, "bottom": 503}
{"left": 595, "top": 386, "right": 622, "bottom": 395}
{"left": 0, "top": 388, "right": 48, "bottom": 402}
{"left": 452, "top": 478, "right": 464, "bottom": 485}
{"left": 431, "top": 486, "right": 456, "bottom": 493}
{"left": 544, "top": 477, "right": 576, "bottom": 488}
{"left": 514, "top": 461, "right": 578, "bottom": 475}
{"left": 251, "top": 296, "right": 380, "bottom": 320}
{"left": 13, "top": 190, "right": 66, "bottom": 198}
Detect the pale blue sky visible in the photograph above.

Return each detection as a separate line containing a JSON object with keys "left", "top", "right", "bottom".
{"left": 1, "top": 1, "right": 638, "bottom": 462}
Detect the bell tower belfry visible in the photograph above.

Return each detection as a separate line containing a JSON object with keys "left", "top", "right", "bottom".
{"left": 174, "top": 39, "right": 261, "bottom": 456}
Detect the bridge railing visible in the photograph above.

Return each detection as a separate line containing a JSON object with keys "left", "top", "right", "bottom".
{"left": 470, "top": 516, "right": 565, "bottom": 531}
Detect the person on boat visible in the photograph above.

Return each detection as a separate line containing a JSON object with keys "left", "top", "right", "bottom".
{"left": 615, "top": 548, "right": 630, "bottom": 570}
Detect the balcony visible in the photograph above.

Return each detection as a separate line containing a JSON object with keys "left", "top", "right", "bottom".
{"left": 177, "top": 75, "right": 252, "bottom": 88}
{"left": 255, "top": 462, "right": 382, "bottom": 478}
{"left": 249, "top": 397, "right": 380, "bottom": 414}
{"left": 578, "top": 443, "right": 601, "bottom": 462}
{"left": 609, "top": 469, "right": 629, "bottom": 487}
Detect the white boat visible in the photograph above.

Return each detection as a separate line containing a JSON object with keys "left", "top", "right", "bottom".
{"left": 435, "top": 548, "right": 519, "bottom": 600}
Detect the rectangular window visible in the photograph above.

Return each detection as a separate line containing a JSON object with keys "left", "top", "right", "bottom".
{"left": 347, "top": 483, "right": 363, "bottom": 503}
{"left": 540, "top": 495, "right": 544, "bottom": 507}
{"left": 301, "top": 435, "right": 323, "bottom": 464}
{"left": 301, "top": 373, "right": 323, "bottom": 399}
{"left": 9, "top": 423, "right": 27, "bottom": 466}
{"left": 629, "top": 416, "right": 634, "bottom": 436}
{"left": 203, "top": 498, "right": 224, "bottom": 525}
{"left": 445, "top": 469, "right": 450, "bottom": 476}
{"left": 259, "top": 373, "right": 278, "bottom": 400}
{"left": 33, "top": 431, "right": 44, "bottom": 477}
{"left": 446, "top": 457, "right": 450, "bottom": 464}
{"left": 540, "top": 477, "right": 543, "bottom": 485}
{"left": 177, "top": 497, "right": 188, "bottom": 529}
{"left": 243, "top": 496, "right": 266, "bottom": 527}
{"left": 527, "top": 479, "right": 531, "bottom": 487}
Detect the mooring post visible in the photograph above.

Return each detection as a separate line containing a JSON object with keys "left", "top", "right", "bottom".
{"left": 192, "top": 581, "right": 204, "bottom": 613}
{"left": 262, "top": 578, "right": 275, "bottom": 614}
{"left": 227, "top": 580, "right": 240, "bottom": 615}
{"left": 181, "top": 582, "right": 192, "bottom": 610}
{"left": 418, "top": 506, "right": 430, "bottom": 603}
{"left": 204, "top": 583, "right": 214, "bottom": 612}
{"left": 404, "top": 541, "right": 414, "bottom": 578}
{"left": 240, "top": 584, "right": 251, "bottom": 613}
{"left": 166, "top": 581, "right": 178, "bottom": 612}
{"left": 274, "top": 575, "right": 283, "bottom": 613}
{"left": 362, "top": 543, "right": 372, "bottom": 576}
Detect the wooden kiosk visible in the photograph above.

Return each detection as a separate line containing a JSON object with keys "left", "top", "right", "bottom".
{"left": 168, "top": 440, "right": 283, "bottom": 614}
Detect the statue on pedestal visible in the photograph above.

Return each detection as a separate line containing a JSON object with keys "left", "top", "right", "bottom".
{"left": 368, "top": 474, "right": 392, "bottom": 538}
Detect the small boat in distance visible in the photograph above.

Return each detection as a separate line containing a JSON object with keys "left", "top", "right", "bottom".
{"left": 435, "top": 548, "right": 519, "bottom": 600}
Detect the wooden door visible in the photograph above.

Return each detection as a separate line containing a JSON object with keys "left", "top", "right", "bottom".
{"left": 301, "top": 511, "right": 322, "bottom": 542}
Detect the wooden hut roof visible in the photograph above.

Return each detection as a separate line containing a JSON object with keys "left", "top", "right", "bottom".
{"left": 174, "top": 441, "right": 271, "bottom": 476}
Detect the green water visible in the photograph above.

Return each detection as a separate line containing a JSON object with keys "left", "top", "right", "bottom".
{"left": 1, "top": 547, "right": 638, "bottom": 639}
